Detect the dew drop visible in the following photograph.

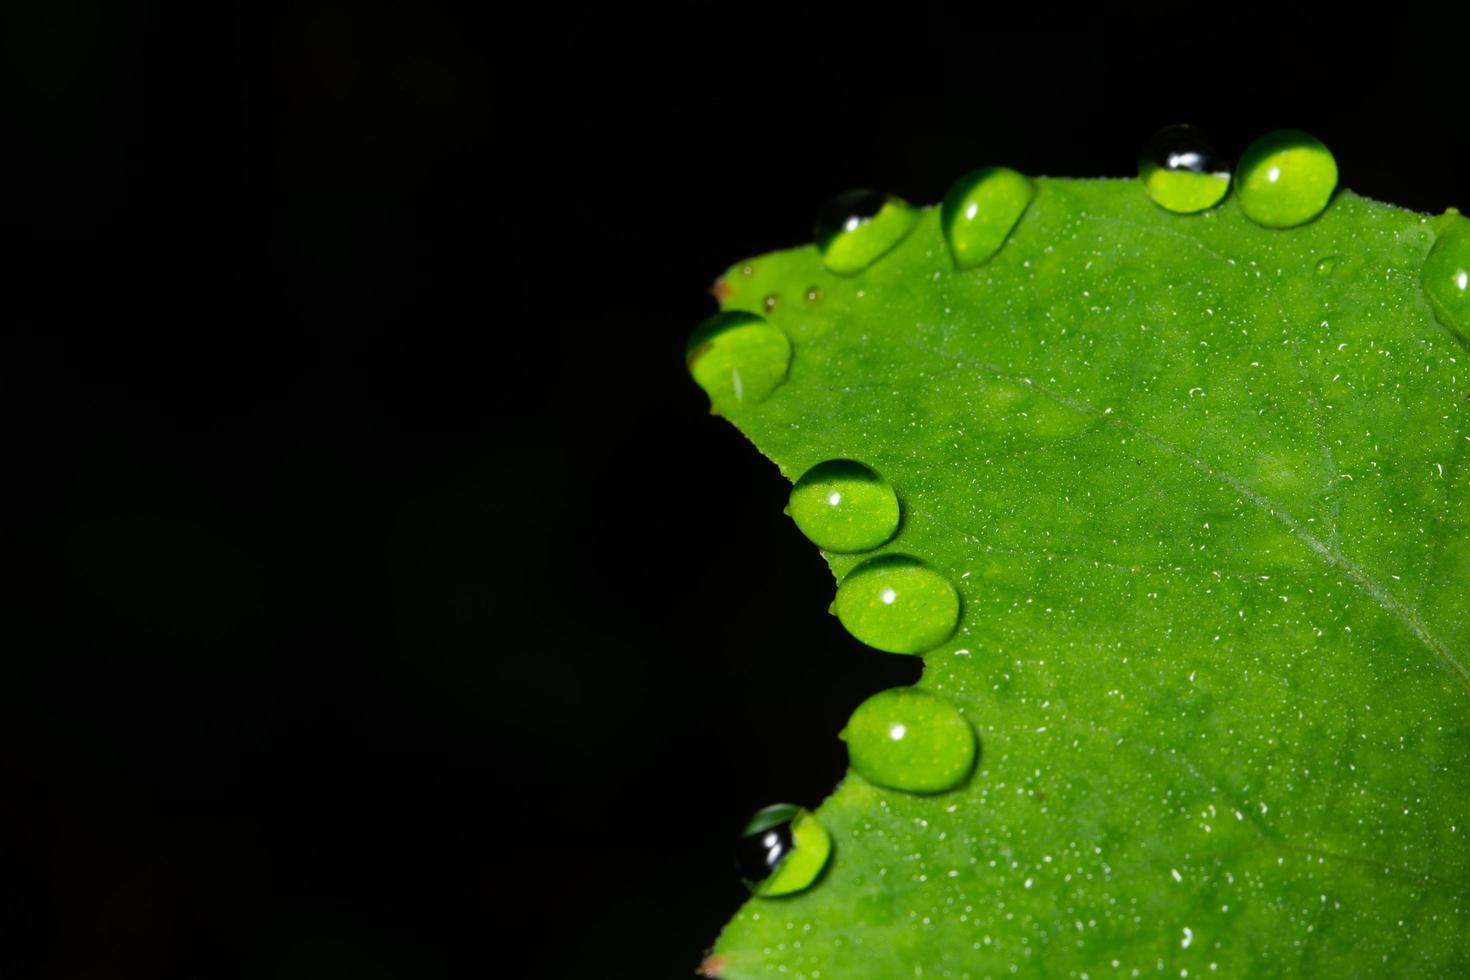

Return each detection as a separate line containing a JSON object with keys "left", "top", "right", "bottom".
{"left": 1422, "top": 212, "right": 1470, "bottom": 339}
{"left": 1315, "top": 256, "right": 1338, "bottom": 276}
{"left": 788, "top": 459, "right": 900, "bottom": 553}
{"left": 813, "top": 189, "right": 919, "bottom": 276}
{"left": 835, "top": 554, "right": 960, "bottom": 655}
{"left": 940, "top": 167, "right": 1034, "bottom": 269}
{"left": 1138, "top": 125, "right": 1230, "bottom": 214}
{"left": 842, "top": 687, "right": 977, "bottom": 793}
{"left": 1235, "top": 130, "right": 1337, "bottom": 228}
{"left": 735, "top": 803, "right": 832, "bottom": 897}
{"left": 686, "top": 311, "right": 791, "bottom": 414}
{"left": 762, "top": 293, "right": 779, "bottom": 313}
{"left": 804, "top": 286, "right": 822, "bottom": 303}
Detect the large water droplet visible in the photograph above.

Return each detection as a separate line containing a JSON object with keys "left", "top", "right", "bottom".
{"left": 834, "top": 554, "right": 960, "bottom": 655}
{"left": 686, "top": 311, "right": 791, "bottom": 413}
{"left": 735, "top": 803, "right": 832, "bottom": 897}
{"left": 1236, "top": 130, "right": 1337, "bottom": 228}
{"left": 1138, "top": 124, "right": 1230, "bottom": 214}
{"left": 788, "top": 459, "right": 900, "bottom": 553}
{"left": 1315, "top": 255, "right": 1338, "bottom": 276}
{"left": 1422, "top": 213, "right": 1470, "bottom": 339}
{"left": 940, "top": 167, "right": 1034, "bottom": 269}
{"left": 842, "top": 687, "right": 976, "bottom": 793}
{"left": 813, "top": 190, "right": 919, "bottom": 276}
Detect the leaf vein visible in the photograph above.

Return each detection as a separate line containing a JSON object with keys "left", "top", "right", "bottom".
{"left": 926, "top": 355, "right": 1470, "bottom": 695}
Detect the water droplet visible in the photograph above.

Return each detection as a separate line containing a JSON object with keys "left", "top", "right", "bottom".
{"left": 735, "top": 803, "right": 832, "bottom": 897}
{"left": 835, "top": 554, "right": 960, "bottom": 654}
{"left": 842, "top": 687, "right": 976, "bottom": 793}
{"left": 1138, "top": 125, "right": 1230, "bottom": 214}
{"left": 788, "top": 459, "right": 900, "bottom": 553}
{"left": 1236, "top": 130, "right": 1337, "bottom": 228}
{"left": 1422, "top": 213, "right": 1470, "bottom": 338}
{"left": 686, "top": 311, "right": 791, "bottom": 413}
{"left": 813, "top": 189, "right": 919, "bottom": 276}
{"left": 804, "top": 286, "right": 822, "bottom": 303}
{"left": 940, "top": 167, "right": 1034, "bottom": 269}
{"left": 1315, "top": 256, "right": 1338, "bottom": 276}
{"left": 763, "top": 293, "right": 780, "bottom": 313}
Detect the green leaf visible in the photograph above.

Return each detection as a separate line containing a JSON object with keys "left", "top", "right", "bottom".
{"left": 697, "top": 179, "right": 1470, "bottom": 977}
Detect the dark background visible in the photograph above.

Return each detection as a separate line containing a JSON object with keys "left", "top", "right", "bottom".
{"left": 4, "top": 1, "right": 1465, "bottom": 977}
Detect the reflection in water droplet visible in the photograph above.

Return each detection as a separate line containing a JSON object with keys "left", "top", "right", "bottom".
{"left": 814, "top": 189, "right": 919, "bottom": 276}
{"left": 788, "top": 459, "right": 900, "bottom": 553}
{"left": 835, "top": 554, "right": 960, "bottom": 654}
{"left": 1422, "top": 214, "right": 1470, "bottom": 339}
{"left": 763, "top": 293, "right": 779, "bottom": 313}
{"left": 686, "top": 311, "right": 791, "bottom": 414}
{"left": 735, "top": 803, "right": 832, "bottom": 897}
{"left": 1236, "top": 130, "right": 1337, "bottom": 228}
{"left": 1138, "top": 125, "right": 1230, "bottom": 214}
{"left": 940, "top": 167, "right": 1034, "bottom": 269}
{"left": 842, "top": 687, "right": 977, "bottom": 793}
{"left": 1315, "top": 256, "right": 1338, "bottom": 276}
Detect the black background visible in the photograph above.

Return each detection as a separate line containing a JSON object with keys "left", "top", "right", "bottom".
{"left": 5, "top": 2, "right": 1465, "bottom": 977}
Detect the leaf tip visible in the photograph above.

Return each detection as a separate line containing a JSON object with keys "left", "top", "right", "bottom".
{"left": 697, "top": 954, "right": 729, "bottom": 977}
{"left": 710, "top": 276, "right": 733, "bottom": 304}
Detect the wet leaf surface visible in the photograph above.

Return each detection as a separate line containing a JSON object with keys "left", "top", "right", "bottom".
{"left": 701, "top": 179, "right": 1470, "bottom": 977}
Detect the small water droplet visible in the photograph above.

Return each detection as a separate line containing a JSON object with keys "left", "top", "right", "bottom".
{"left": 735, "top": 803, "right": 832, "bottom": 897}
{"left": 763, "top": 293, "right": 780, "bottom": 313}
{"left": 940, "top": 167, "right": 1034, "bottom": 269}
{"left": 804, "top": 286, "right": 822, "bottom": 303}
{"left": 1422, "top": 213, "right": 1470, "bottom": 339}
{"left": 835, "top": 554, "right": 960, "bottom": 655}
{"left": 842, "top": 687, "right": 977, "bottom": 793}
{"left": 1138, "top": 125, "right": 1230, "bottom": 214}
{"left": 788, "top": 459, "right": 900, "bottom": 553}
{"left": 813, "top": 189, "right": 919, "bottom": 276}
{"left": 1236, "top": 130, "right": 1337, "bottom": 228}
{"left": 686, "top": 311, "right": 791, "bottom": 414}
{"left": 1315, "top": 256, "right": 1338, "bottom": 276}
